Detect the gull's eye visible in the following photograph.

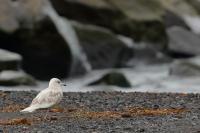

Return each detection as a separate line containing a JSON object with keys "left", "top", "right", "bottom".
{"left": 57, "top": 81, "right": 61, "bottom": 84}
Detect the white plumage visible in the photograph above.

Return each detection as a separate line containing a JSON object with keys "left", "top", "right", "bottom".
{"left": 21, "top": 78, "right": 64, "bottom": 113}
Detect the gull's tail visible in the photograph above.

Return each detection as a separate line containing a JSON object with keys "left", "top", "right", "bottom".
{"left": 20, "top": 106, "right": 37, "bottom": 113}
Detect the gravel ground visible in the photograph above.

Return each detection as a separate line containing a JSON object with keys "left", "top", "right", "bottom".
{"left": 0, "top": 91, "right": 200, "bottom": 133}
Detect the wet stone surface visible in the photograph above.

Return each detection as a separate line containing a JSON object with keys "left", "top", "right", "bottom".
{"left": 0, "top": 91, "right": 200, "bottom": 132}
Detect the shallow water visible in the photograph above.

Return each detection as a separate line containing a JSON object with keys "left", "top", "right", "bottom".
{"left": 1, "top": 64, "right": 200, "bottom": 93}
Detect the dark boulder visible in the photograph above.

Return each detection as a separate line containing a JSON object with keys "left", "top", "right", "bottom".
{"left": 0, "top": 18, "right": 72, "bottom": 80}
{"left": 128, "top": 43, "right": 172, "bottom": 66}
{"left": 0, "top": 49, "right": 22, "bottom": 71}
{"left": 0, "top": 0, "right": 19, "bottom": 33}
{"left": 50, "top": 0, "right": 167, "bottom": 44}
{"left": 73, "top": 22, "right": 134, "bottom": 69}
{"left": 170, "top": 57, "right": 200, "bottom": 76}
{"left": 167, "top": 26, "right": 200, "bottom": 56}
{"left": 0, "top": 0, "right": 75, "bottom": 80}
{"left": 89, "top": 71, "right": 131, "bottom": 88}
{"left": 163, "top": 10, "right": 190, "bottom": 29}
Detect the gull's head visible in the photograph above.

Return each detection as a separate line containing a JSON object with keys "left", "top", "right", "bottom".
{"left": 49, "top": 78, "right": 66, "bottom": 87}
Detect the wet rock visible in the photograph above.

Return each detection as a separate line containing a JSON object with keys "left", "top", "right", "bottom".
{"left": 109, "top": 0, "right": 167, "bottom": 44}
{"left": 169, "top": 56, "right": 200, "bottom": 76}
{"left": 163, "top": 10, "right": 190, "bottom": 29}
{"left": 160, "top": 0, "right": 200, "bottom": 34}
{"left": 167, "top": 26, "right": 200, "bottom": 56}
{"left": 0, "top": 49, "right": 22, "bottom": 71}
{"left": 73, "top": 22, "right": 134, "bottom": 69}
{"left": 2, "top": 28, "right": 71, "bottom": 80}
{"left": 12, "top": 17, "right": 72, "bottom": 80}
{"left": 127, "top": 42, "right": 171, "bottom": 66}
{"left": 50, "top": 0, "right": 200, "bottom": 44}
{"left": 14, "top": 0, "right": 45, "bottom": 23}
{"left": 108, "top": 0, "right": 164, "bottom": 21}
{"left": 183, "top": 15, "right": 200, "bottom": 34}
{"left": 0, "top": 0, "right": 47, "bottom": 33}
{"left": 189, "top": 0, "right": 200, "bottom": 12}
{"left": 0, "top": 0, "right": 19, "bottom": 33}
{"left": 160, "top": 0, "right": 198, "bottom": 17}
{"left": 89, "top": 71, "right": 131, "bottom": 87}
{"left": 188, "top": 0, "right": 200, "bottom": 20}
{"left": 0, "top": 0, "right": 73, "bottom": 80}
{"left": 0, "top": 70, "right": 36, "bottom": 86}
{"left": 50, "top": 0, "right": 121, "bottom": 32}
{"left": 50, "top": 0, "right": 167, "bottom": 43}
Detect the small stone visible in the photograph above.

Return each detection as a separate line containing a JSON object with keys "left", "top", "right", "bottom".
{"left": 121, "top": 113, "right": 132, "bottom": 118}
{"left": 138, "top": 128, "right": 145, "bottom": 132}
{"left": 50, "top": 116, "right": 58, "bottom": 121}
{"left": 153, "top": 104, "right": 159, "bottom": 109}
{"left": 115, "top": 126, "right": 121, "bottom": 129}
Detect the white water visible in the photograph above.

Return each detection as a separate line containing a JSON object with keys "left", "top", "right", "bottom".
{"left": 42, "top": 1, "right": 92, "bottom": 74}
{"left": 183, "top": 15, "right": 200, "bottom": 34}
{"left": 1, "top": 64, "right": 200, "bottom": 93}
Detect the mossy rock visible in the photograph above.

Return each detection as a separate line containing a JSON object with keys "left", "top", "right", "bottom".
{"left": 89, "top": 71, "right": 131, "bottom": 88}
{"left": 0, "top": 70, "right": 36, "bottom": 86}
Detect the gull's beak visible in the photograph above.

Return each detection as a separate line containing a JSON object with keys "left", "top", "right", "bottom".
{"left": 61, "top": 83, "right": 66, "bottom": 86}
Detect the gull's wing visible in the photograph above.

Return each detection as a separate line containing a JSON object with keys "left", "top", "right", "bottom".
{"left": 30, "top": 88, "right": 62, "bottom": 109}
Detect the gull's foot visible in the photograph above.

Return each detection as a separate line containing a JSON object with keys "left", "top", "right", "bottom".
{"left": 50, "top": 104, "right": 64, "bottom": 113}
{"left": 43, "top": 109, "right": 50, "bottom": 121}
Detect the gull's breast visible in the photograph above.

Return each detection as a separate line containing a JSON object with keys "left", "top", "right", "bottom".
{"left": 49, "top": 89, "right": 63, "bottom": 104}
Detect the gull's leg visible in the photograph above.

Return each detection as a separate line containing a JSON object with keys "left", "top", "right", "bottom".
{"left": 52, "top": 104, "right": 59, "bottom": 109}
{"left": 44, "top": 109, "right": 49, "bottom": 120}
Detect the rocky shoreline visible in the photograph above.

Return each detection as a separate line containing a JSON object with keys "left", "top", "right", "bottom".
{"left": 2, "top": 0, "right": 200, "bottom": 83}
{"left": 0, "top": 91, "right": 200, "bottom": 133}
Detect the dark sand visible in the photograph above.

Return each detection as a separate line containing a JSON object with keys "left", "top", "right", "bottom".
{"left": 0, "top": 91, "right": 200, "bottom": 133}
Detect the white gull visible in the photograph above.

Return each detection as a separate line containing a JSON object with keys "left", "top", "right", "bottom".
{"left": 21, "top": 78, "right": 65, "bottom": 113}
